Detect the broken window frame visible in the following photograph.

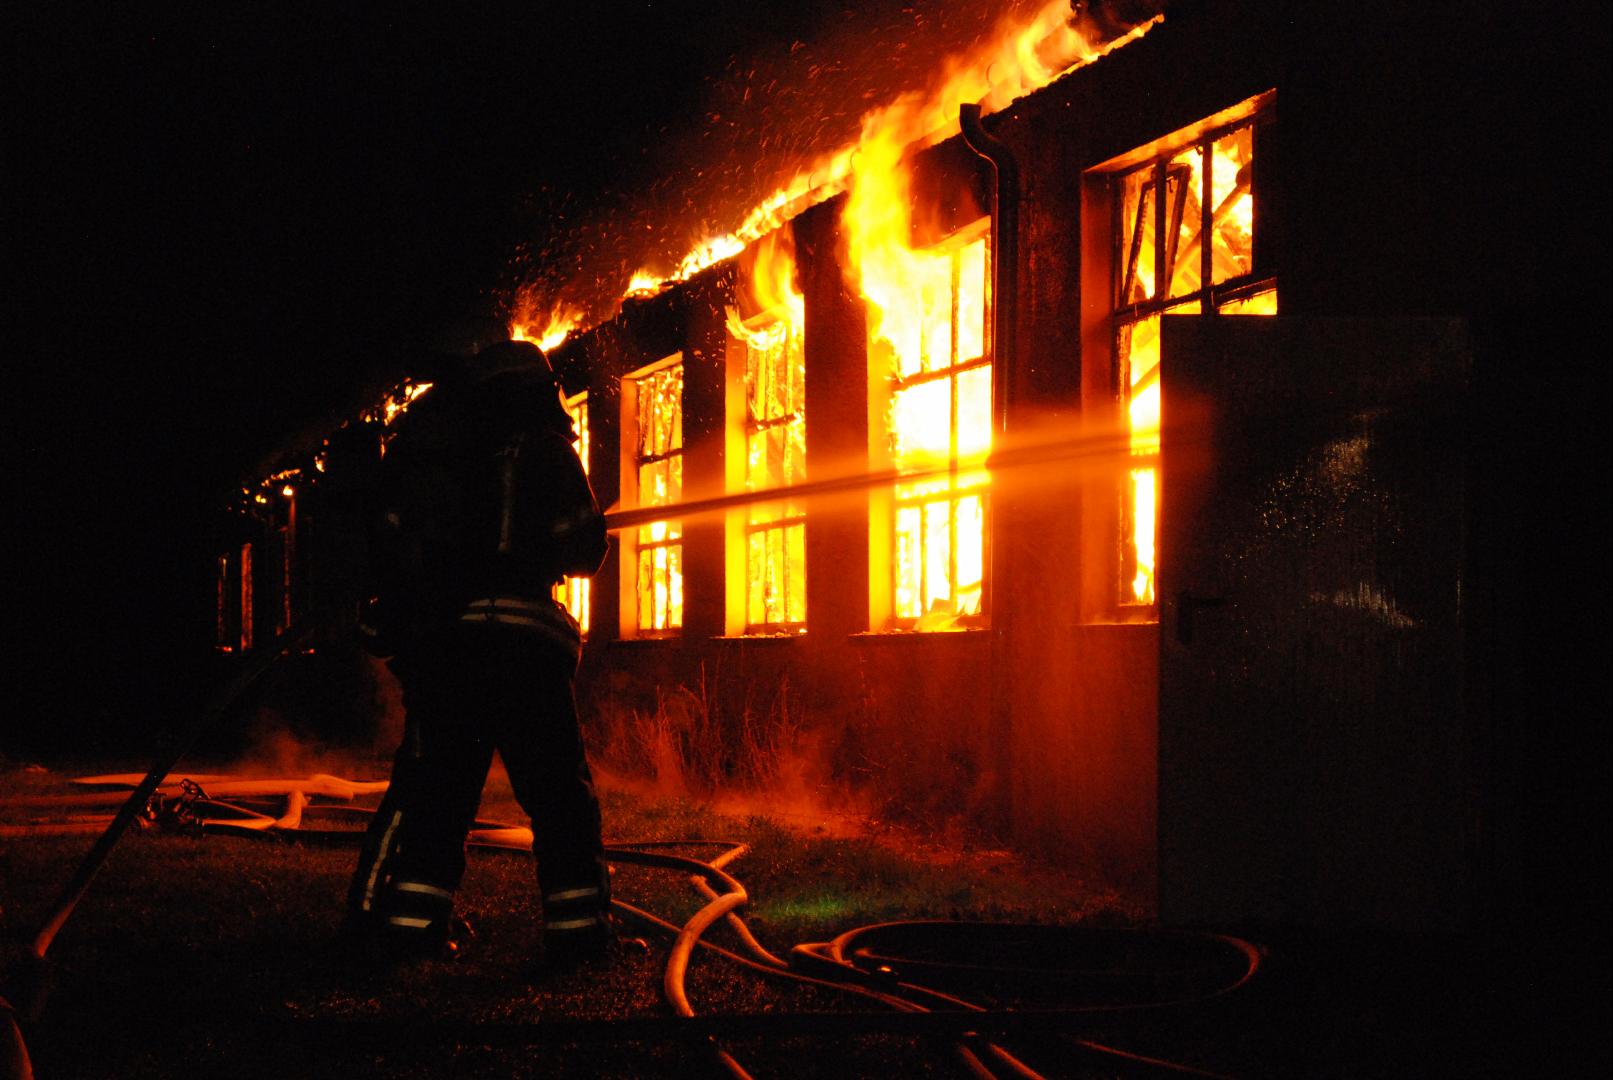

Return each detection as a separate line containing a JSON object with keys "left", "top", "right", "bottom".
{"left": 1110, "top": 110, "right": 1276, "bottom": 613}
{"left": 884, "top": 224, "right": 992, "bottom": 630}
{"left": 740, "top": 309, "right": 807, "bottom": 634}
{"left": 628, "top": 358, "right": 684, "bottom": 636}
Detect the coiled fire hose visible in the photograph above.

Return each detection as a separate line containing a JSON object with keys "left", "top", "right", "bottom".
{"left": 600, "top": 845, "right": 1260, "bottom": 1080}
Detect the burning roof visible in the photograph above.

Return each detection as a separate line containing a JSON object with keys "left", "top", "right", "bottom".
{"left": 234, "top": 2, "right": 1162, "bottom": 506}
{"left": 503, "top": 0, "right": 1164, "bottom": 348}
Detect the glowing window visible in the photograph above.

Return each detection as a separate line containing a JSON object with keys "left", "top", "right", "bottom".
{"left": 737, "top": 313, "right": 806, "bottom": 632}
{"left": 277, "top": 490, "right": 297, "bottom": 635}
{"left": 1113, "top": 115, "right": 1274, "bottom": 608}
{"left": 278, "top": 523, "right": 292, "bottom": 635}
{"left": 215, "top": 553, "right": 233, "bottom": 652}
{"left": 239, "top": 541, "right": 254, "bottom": 651}
{"left": 630, "top": 361, "right": 683, "bottom": 634}
{"left": 554, "top": 390, "right": 592, "bottom": 635}
{"left": 882, "top": 231, "right": 991, "bottom": 628}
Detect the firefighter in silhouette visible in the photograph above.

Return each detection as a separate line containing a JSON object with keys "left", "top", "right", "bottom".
{"left": 344, "top": 339, "right": 612, "bottom": 964}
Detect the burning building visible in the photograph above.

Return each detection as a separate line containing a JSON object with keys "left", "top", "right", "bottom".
{"left": 210, "top": 0, "right": 1597, "bottom": 933}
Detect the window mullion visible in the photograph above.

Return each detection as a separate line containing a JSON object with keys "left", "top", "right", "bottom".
{"left": 1201, "top": 136, "right": 1214, "bottom": 310}
{"left": 1153, "top": 163, "right": 1166, "bottom": 309}
{"left": 1164, "top": 163, "right": 1190, "bottom": 295}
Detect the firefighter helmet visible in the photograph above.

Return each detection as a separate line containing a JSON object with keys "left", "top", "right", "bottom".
{"left": 458, "top": 339, "right": 572, "bottom": 438}
{"left": 465, "top": 339, "right": 554, "bottom": 385}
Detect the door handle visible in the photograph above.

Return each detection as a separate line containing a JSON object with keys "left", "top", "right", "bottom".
{"left": 1176, "top": 592, "right": 1228, "bottom": 646}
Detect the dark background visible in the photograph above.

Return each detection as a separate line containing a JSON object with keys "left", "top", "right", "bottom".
{"left": 8, "top": 0, "right": 1061, "bottom": 755}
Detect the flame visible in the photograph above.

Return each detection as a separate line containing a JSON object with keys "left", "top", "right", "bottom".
{"left": 728, "top": 228, "right": 808, "bottom": 630}
{"left": 358, "top": 380, "right": 434, "bottom": 431}
{"left": 674, "top": 234, "right": 746, "bottom": 283}
{"left": 382, "top": 382, "right": 433, "bottom": 425}
{"left": 590, "top": 2, "right": 1159, "bottom": 331}
{"left": 847, "top": 117, "right": 990, "bottom": 624}
{"left": 1208, "top": 129, "right": 1255, "bottom": 282}
{"left": 510, "top": 297, "right": 583, "bottom": 352}
{"left": 837, "top": 0, "right": 1145, "bottom": 624}
{"left": 751, "top": 227, "right": 805, "bottom": 328}
{"left": 1130, "top": 467, "right": 1156, "bottom": 602}
{"left": 725, "top": 227, "right": 805, "bottom": 350}
{"left": 625, "top": 270, "right": 666, "bottom": 298}
{"left": 841, "top": 1, "right": 1158, "bottom": 371}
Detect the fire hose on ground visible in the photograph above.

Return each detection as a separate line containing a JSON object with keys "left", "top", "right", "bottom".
{"left": 1, "top": 616, "right": 1262, "bottom": 1079}
{"left": 1, "top": 621, "right": 320, "bottom": 1080}
{"left": 5, "top": 774, "right": 1262, "bottom": 1080}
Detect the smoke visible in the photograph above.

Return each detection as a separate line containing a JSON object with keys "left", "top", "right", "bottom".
{"left": 226, "top": 654, "right": 403, "bottom": 781}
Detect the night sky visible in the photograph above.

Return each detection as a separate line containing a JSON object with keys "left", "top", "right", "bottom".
{"left": 9, "top": 1, "right": 1044, "bottom": 752}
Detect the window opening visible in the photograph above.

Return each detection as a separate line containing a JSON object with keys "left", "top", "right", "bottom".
{"left": 734, "top": 308, "right": 807, "bottom": 632}
{"left": 1112, "top": 116, "right": 1275, "bottom": 609}
{"left": 277, "top": 486, "right": 296, "bottom": 635}
{"left": 554, "top": 390, "right": 592, "bottom": 635}
{"left": 882, "top": 229, "right": 991, "bottom": 629}
{"left": 215, "top": 553, "right": 233, "bottom": 652}
{"left": 631, "top": 361, "right": 684, "bottom": 634}
{"left": 239, "top": 542, "right": 254, "bottom": 651}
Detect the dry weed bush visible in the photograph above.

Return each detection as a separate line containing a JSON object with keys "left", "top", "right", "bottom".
{"left": 587, "top": 664, "right": 812, "bottom": 797}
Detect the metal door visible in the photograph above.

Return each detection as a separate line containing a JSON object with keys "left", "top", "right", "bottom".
{"left": 1157, "top": 316, "right": 1472, "bottom": 930}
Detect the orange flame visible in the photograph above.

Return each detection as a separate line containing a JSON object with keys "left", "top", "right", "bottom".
{"left": 725, "top": 227, "right": 804, "bottom": 348}
{"left": 611, "top": 2, "right": 1158, "bottom": 319}
{"left": 510, "top": 296, "right": 583, "bottom": 352}
{"left": 625, "top": 270, "right": 666, "bottom": 298}
{"left": 835, "top": 0, "right": 1152, "bottom": 625}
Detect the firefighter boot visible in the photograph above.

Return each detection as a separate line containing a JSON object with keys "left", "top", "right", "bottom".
{"left": 336, "top": 878, "right": 466, "bottom": 964}
{"left": 539, "top": 860, "right": 614, "bottom": 970}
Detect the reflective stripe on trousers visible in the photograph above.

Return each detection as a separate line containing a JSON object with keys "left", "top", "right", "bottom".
{"left": 542, "top": 877, "right": 608, "bottom": 936}
{"left": 384, "top": 877, "right": 454, "bottom": 935}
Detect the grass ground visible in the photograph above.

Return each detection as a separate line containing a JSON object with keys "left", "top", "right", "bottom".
{"left": 3, "top": 761, "right": 1602, "bottom": 1078}
{"left": 1, "top": 760, "right": 1153, "bottom": 1079}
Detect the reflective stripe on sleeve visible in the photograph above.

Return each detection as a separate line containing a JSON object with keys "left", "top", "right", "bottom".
{"left": 464, "top": 597, "right": 564, "bottom": 617}
{"left": 544, "top": 886, "right": 601, "bottom": 904}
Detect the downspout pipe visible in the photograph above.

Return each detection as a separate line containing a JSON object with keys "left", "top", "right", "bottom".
{"left": 959, "top": 102, "right": 1020, "bottom": 833}
{"left": 959, "top": 103, "right": 1018, "bottom": 438}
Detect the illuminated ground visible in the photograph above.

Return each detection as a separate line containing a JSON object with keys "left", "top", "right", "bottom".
{"left": 2, "top": 763, "right": 1139, "bottom": 1078}
{"left": 1, "top": 763, "right": 1597, "bottom": 1077}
